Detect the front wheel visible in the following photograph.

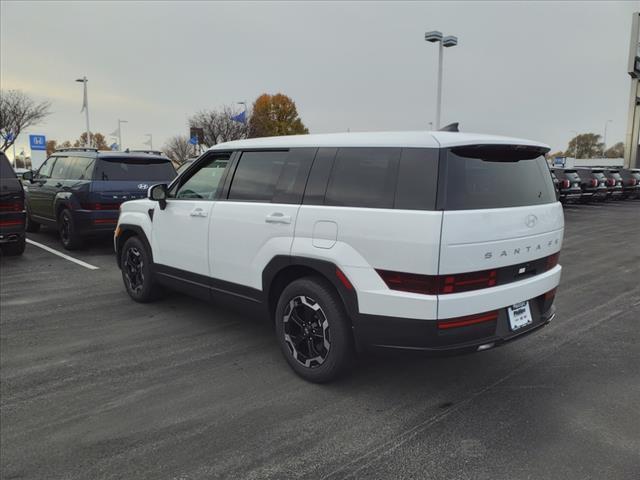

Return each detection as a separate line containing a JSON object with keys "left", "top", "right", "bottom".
{"left": 275, "top": 277, "right": 354, "bottom": 383}
{"left": 120, "top": 236, "right": 161, "bottom": 303}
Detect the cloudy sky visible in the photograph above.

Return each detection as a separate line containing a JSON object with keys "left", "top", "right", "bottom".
{"left": 1, "top": 1, "right": 636, "bottom": 155}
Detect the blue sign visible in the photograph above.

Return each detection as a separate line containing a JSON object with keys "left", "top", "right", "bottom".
{"left": 29, "top": 134, "right": 46, "bottom": 151}
{"left": 553, "top": 157, "right": 566, "bottom": 167}
{"left": 189, "top": 136, "right": 198, "bottom": 145}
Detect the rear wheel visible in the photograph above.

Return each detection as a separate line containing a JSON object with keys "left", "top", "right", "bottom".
{"left": 1, "top": 238, "right": 26, "bottom": 256}
{"left": 121, "top": 236, "right": 161, "bottom": 303}
{"left": 58, "top": 209, "right": 83, "bottom": 250}
{"left": 275, "top": 277, "right": 354, "bottom": 383}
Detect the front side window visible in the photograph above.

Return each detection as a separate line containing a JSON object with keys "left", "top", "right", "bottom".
{"left": 324, "top": 148, "right": 400, "bottom": 208}
{"left": 173, "top": 156, "right": 229, "bottom": 200}
{"left": 50, "top": 156, "right": 70, "bottom": 179}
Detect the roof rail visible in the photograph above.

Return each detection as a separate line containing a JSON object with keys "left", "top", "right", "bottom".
{"left": 54, "top": 147, "right": 99, "bottom": 153}
{"left": 128, "top": 149, "right": 164, "bottom": 155}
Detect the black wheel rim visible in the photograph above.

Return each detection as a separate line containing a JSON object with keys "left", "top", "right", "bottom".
{"left": 283, "top": 295, "right": 330, "bottom": 368}
{"left": 60, "top": 214, "right": 71, "bottom": 243}
{"left": 123, "top": 246, "right": 145, "bottom": 294}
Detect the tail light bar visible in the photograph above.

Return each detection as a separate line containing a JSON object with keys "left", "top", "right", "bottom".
{"left": 81, "top": 202, "right": 121, "bottom": 210}
{"left": 0, "top": 200, "right": 24, "bottom": 212}
{"left": 377, "top": 253, "right": 559, "bottom": 296}
{"left": 561, "top": 179, "right": 570, "bottom": 189}
{"left": 438, "top": 311, "right": 498, "bottom": 330}
{"left": 590, "top": 179, "right": 598, "bottom": 187}
{"left": 630, "top": 179, "right": 638, "bottom": 186}
{"left": 0, "top": 219, "right": 25, "bottom": 226}
{"left": 607, "top": 178, "right": 615, "bottom": 187}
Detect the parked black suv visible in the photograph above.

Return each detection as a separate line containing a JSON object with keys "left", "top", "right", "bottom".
{"left": 575, "top": 168, "right": 608, "bottom": 202}
{"left": 620, "top": 168, "right": 640, "bottom": 199}
{"left": 0, "top": 151, "right": 26, "bottom": 255}
{"left": 551, "top": 168, "right": 582, "bottom": 203}
{"left": 23, "top": 148, "right": 176, "bottom": 250}
{"left": 601, "top": 168, "right": 624, "bottom": 200}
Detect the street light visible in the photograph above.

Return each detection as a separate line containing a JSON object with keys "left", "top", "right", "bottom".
{"left": 603, "top": 120, "right": 612, "bottom": 157}
{"left": 75, "top": 76, "right": 91, "bottom": 147}
{"left": 117, "top": 119, "right": 128, "bottom": 150}
{"left": 144, "top": 133, "right": 153, "bottom": 150}
{"left": 425, "top": 30, "right": 458, "bottom": 129}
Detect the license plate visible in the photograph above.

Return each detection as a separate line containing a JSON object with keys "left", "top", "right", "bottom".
{"left": 508, "top": 301, "right": 533, "bottom": 331}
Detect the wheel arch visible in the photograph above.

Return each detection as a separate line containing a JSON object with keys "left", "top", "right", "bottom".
{"left": 262, "top": 256, "right": 359, "bottom": 324}
{"left": 116, "top": 224, "right": 153, "bottom": 268}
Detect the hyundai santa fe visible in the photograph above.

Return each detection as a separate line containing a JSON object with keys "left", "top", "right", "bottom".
{"left": 22, "top": 148, "right": 176, "bottom": 249}
{"left": 115, "top": 131, "right": 564, "bottom": 382}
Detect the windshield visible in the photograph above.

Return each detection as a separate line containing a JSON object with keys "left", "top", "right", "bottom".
{"left": 440, "top": 149, "right": 556, "bottom": 210}
{"left": 94, "top": 157, "right": 176, "bottom": 181}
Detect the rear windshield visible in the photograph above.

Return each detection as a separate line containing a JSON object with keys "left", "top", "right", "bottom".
{"left": 440, "top": 148, "right": 556, "bottom": 210}
{"left": 564, "top": 171, "right": 581, "bottom": 181}
{"left": 609, "top": 172, "right": 622, "bottom": 180}
{"left": 592, "top": 171, "right": 606, "bottom": 180}
{"left": 94, "top": 157, "right": 176, "bottom": 181}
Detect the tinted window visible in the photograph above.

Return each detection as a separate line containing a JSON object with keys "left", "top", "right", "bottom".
{"left": 228, "top": 151, "right": 288, "bottom": 202}
{"left": 324, "top": 148, "right": 400, "bottom": 208}
{"left": 173, "top": 156, "right": 229, "bottom": 200}
{"left": 0, "top": 153, "right": 16, "bottom": 178}
{"left": 94, "top": 157, "right": 176, "bottom": 181}
{"left": 37, "top": 158, "right": 55, "bottom": 179}
{"left": 440, "top": 149, "right": 556, "bottom": 210}
{"left": 65, "top": 157, "right": 95, "bottom": 180}
{"left": 50, "top": 156, "right": 71, "bottom": 179}
{"left": 395, "top": 148, "right": 438, "bottom": 210}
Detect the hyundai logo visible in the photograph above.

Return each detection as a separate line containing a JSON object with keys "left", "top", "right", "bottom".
{"left": 138, "top": 184, "right": 148, "bottom": 190}
{"left": 525, "top": 214, "right": 538, "bottom": 228}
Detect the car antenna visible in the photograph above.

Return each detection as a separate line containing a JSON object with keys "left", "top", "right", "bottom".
{"left": 439, "top": 122, "right": 459, "bottom": 132}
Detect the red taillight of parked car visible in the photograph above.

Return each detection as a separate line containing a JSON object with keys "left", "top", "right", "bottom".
{"left": 437, "top": 310, "right": 499, "bottom": 330}
{"left": 376, "top": 268, "right": 497, "bottom": 295}
{"left": 590, "top": 179, "right": 598, "bottom": 187}
{"left": 81, "top": 202, "right": 121, "bottom": 210}
{"left": 544, "top": 287, "right": 557, "bottom": 302}
{"left": 0, "top": 200, "right": 24, "bottom": 212}
{"left": 546, "top": 252, "right": 560, "bottom": 271}
{"left": 562, "top": 179, "right": 570, "bottom": 189}
{"left": 92, "top": 218, "right": 118, "bottom": 224}
{"left": 607, "top": 178, "right": 615, "bottom": 187}
{"left": 631, "top": 179, "right": 638, "bottom": 186}
{"left": 0, "top": 219, "right": 25, "bottom": 226}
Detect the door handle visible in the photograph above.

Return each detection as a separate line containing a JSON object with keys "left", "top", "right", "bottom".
{"left": 189, "top": 208, "right": 207, "bottom": 218}
{"left": 265, "top": 212, "right": 291, "bottom": 224}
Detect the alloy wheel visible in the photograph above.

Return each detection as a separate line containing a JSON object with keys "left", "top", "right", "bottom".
{"left": 123, "top": 246, "right": 145, "bottom": 294}
{"left": 283, "top": 295, "right": 331, "bottom": 368}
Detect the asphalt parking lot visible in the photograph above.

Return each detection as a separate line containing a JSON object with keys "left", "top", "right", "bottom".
{"left": 1, "top": 200, "right": 639, "bottom": 480}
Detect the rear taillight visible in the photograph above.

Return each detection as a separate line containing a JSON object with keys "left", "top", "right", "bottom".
{"left": 0, "top": 219, "right": 24, "bottom": 226}
{"left": 376, "top": 269, "right": 497, "bottom": 295}
{"left": 0, "top": 200, "right": 24, "bottom": 212}
{"left": 590, "top": 179, "right": 598, "bottom": 187}
{"left": 607, "top": 178, "right": 615, "bottom": 187}
{"left": 631, "top": 179, "right": 638, "bottom": 186}
{"left": 81, "top": 202, "right": 121, "bottom": 210}
{"left": 438, "top": 311, "right": 499, "bottom": 330}
{"left": 546, "top": 252, "right": 560, "bottom": 270}
{"left": 544, "top": 288, "right": 557, "bottom": 302}
{"left": 92, "top": 218, "right": 117, "bottom": 224}
{"left": 561, "top": 179, "right": 570, "bottom": 189}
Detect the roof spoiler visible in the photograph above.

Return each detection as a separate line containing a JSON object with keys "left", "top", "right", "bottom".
{"left": 439, "top": 122, "right": 459, "bottom": 132}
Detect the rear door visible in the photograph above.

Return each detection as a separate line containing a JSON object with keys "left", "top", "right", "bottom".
{"left": 437, "top": 145, "right": 563, "bottom": 316}
{"left": 209, "top": 149, "right": 315, "bottom": 291}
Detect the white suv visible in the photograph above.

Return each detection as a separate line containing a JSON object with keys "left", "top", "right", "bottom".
{"left": 115, "top": 131, "right": 563, "bottom": 382}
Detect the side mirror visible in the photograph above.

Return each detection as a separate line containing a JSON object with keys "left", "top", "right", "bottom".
{"left": 22, "top": 171, "right": 34, "bottom": 182}
{"left": 148, "top": 184, "right": 168, "bottom": 210}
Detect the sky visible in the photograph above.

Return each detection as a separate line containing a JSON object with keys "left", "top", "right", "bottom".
{"left": 1, "top": 0, "right": 637, "bottom": 157}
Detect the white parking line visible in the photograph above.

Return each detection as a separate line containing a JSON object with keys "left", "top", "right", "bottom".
{"left": 26, "top": 239, "right": 99, "bottom": 270}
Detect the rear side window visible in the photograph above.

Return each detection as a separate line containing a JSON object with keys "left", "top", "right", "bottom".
{"left": 65, "top": 157, "right": 95, "bottom": 180}
{"left": 439, "top": 147, "right": 556, "bottom": 210}
{"left": 395, "top": 148, "right": 438, "bottom": 210}
{"left": 324, "top": 148, "right": 400, "bottom": 208}
{"left": 94, "top": 157, "right": 176, "bottom": 181}
{"left": 227, "top": 149, "right": 314, "bottom": 203}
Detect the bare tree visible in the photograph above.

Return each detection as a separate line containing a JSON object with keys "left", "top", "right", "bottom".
{"left": 0, "top": 90, "right": 51, "bottom": 151}
{"left": 189, "top": 105, "right": 248, "bottom": 147}
{"left": 162, "top": 135, "right": 194, "bottom": 165}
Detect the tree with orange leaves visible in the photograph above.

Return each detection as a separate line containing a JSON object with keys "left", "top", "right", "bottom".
{"left": 248, "top": 93, "right": 308, "bottom": 138}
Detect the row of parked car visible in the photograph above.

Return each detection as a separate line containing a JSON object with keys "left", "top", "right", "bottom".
{"left": 550, "top": 167, "right": 640, "bottom": 203}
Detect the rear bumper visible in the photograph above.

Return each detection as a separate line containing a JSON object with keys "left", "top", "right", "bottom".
{"left": 354, "top": 293, "right": 556, "bottom": 352}
{"left": 0, "top": 214, "right": 26, "bottom": 243}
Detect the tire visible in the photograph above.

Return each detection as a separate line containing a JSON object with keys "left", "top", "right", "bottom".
{"left": 58, "top": 208, "right": 84, "bottom": 250}
{"left": 275, "top": 276, "right": 354, "bottom": 383}
{"left": 2, "top": 238, "right": 26, "bottom": 256}
{"left": 25, "top": 208, "right": 40, "bottom": 233}
{"left": 120, "top": 236, "right": 161, "bottom": 303}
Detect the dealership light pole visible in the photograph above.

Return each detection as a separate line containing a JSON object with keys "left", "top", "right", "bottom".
{"left": 118, "top": 119, "right": 128, "bottom": 151}
{"left": 425, "top": 31, "right": 458, "bottom": 129}
{"left": 602, "top": 120, "right": 612, "bottom": 157}
{"left": 144, "top": 133, "right": 153, "bottom": 150}
{"left": 75, "top": 77, "right": 91, "bottom": 147}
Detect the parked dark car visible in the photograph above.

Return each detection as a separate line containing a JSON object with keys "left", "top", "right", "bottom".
{"left": 551, "top": 168, "right": 582, "bottom": 203}
{"left": 0, "top": 151, "right": 26, "bottom": 255}
{"left": 22, "top": 148, "right": 176, "bottom": 250}
{"left": 575, "top": 167, "right": 608, "bottom": 202}
{"left": 601, "top": 168, "right": 624, "bottom": 200}
{"left": 620, "top": 169, "right": 640, "bottom": 199}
